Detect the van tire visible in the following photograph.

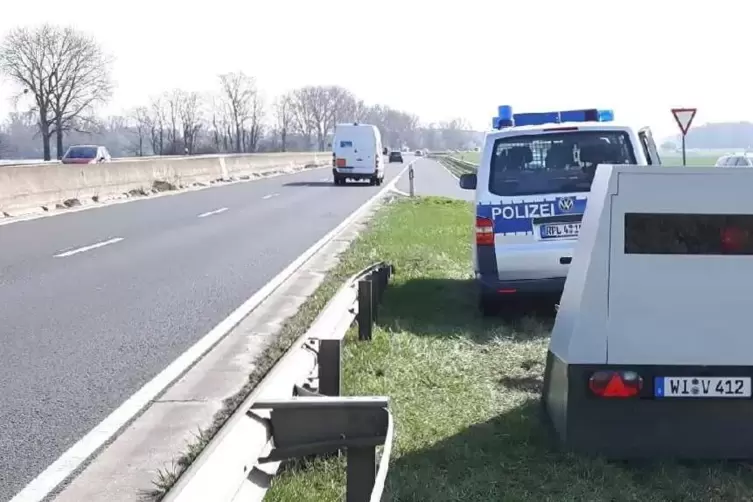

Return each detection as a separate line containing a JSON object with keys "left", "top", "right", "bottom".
{"left": 375, "top": 177, "right": 383, "bottom": 186}
{"left": 369, "top": 176, "right": 377, "bottom": 186}
{"left": 334, "top": 176, "right": 344, "bottom": 186}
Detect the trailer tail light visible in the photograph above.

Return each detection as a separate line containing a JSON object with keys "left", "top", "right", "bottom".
{"left": 589, "top": 370, "right": 643, "bottom": 398}
{"left": 721, "top": 226, "right": 746, "bottom": 253}
{"left": 476, "top": 216, "right": 494, "bottom": 246}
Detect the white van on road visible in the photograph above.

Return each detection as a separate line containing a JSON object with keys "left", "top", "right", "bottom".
{"left": 332, "top": 123, "right": 385, "bottom": 186}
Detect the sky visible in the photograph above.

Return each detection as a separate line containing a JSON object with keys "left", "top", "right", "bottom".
{"left": 0, "top": 0, "right": 747, "bottom": 140}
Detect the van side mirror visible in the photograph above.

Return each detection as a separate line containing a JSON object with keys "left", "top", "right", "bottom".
{"left": 459, "top": 173, "right": 477, "bottom": 190}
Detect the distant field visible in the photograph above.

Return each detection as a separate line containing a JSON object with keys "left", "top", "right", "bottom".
{"left": 449, "top": 151, "right": 719, "bottom": 167}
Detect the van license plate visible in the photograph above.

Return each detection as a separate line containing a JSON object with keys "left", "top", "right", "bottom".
{"left": 655, "top": 377, "right": 752, "bottom": 398}
{"left": 539, "top": 223, "right": 580, "bottom": 239}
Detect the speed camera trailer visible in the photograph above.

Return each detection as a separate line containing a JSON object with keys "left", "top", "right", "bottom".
{"left": 542, "top": 164, "right": 753, "bottom": 459}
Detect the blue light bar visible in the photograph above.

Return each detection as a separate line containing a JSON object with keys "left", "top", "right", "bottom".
{"left": 492, "top": 106, "right": 614, "bottom": 129}
{"left": 514, "top": 111, "right": 561, "bottom": 127}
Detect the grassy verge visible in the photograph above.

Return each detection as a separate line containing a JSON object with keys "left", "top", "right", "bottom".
{"left": 266, "top": 196, "right": 753, "bottom": 502}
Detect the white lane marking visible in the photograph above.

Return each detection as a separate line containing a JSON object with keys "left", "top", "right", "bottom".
{"left": 9, "top": 161, "right": 414, "bottom": 502}
{"left": 262, "top": 193, "right": 279, "bottom": 200}
{"left": 53, "top": 238, "right": 124, "bottom": 258}
{"left": 197, "top": 207, "right": 228, "bottom": 218}
{"left": 319, "top": 177, "right": 329, "bottom": 182}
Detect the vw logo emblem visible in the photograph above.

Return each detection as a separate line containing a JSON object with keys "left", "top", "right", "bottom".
{"left": 558, "top": 197, "right": 574, "bottom": 212}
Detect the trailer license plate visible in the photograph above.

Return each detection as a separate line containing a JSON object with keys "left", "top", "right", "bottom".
{"left": 655, "top": 377, "right": 752, "bottom": 398}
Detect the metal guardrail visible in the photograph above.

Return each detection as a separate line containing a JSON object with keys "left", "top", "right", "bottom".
{"left": 163, "top": 262, "right": 395, "bottom": 502}
{"left": 437, "top": 155, "right": 478, "bottom": 177}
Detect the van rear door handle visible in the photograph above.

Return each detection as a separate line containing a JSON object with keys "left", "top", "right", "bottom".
{"left": 560, "top": 257, "right": 572, "bottom": 265}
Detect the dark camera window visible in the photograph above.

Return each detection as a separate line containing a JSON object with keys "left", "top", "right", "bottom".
{"left": 624, "top": 213, "right": 753, "bottom": 255}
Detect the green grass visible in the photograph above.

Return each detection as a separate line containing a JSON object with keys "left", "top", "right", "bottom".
{"left": 266, "top": 196, "right": 753, "bottom": 502}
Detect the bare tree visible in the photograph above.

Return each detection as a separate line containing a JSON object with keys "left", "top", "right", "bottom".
{"left": 289, "top": 88, "right": 316, "bottom": 149}
{"left": 340, "top": 97, "right": 368, "bottom": 123}
{"left": 246, "top": 92, "right": 264, "bottom": 152}
{"left": 208, "top": 95, "right": 232, "bottom": 153}
{"left": 291, "top": 86, "right": 336, "bottom": 151}
{"left": 148, "top": 96, "right": 166, "bottom": 155}
{"left": 328, "top": 86, "right": 358, "bottom": 126}
{"left": 218, "top": 72, "right": 256, "bottom": 153}
{"left": 440, "top": 117, "right": 472, "bottom": 150}
{"left": 0, "top": 25, "right": 58, "bottom": 160}
{"left": 44, "top": 26, "right": 112, "bottom": 158}
{"left": 130, "top": 106, "right": 150, "bottom": 156}
{"left": 273, "top": 93, "right": 294, "bottom": 152}
{"left": 163, "top": 90, "right": 183, "bottom": 153}
{"left": 179, "top": 91, "right": 202, "bottom": 154}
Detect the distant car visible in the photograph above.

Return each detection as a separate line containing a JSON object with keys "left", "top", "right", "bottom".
{"left": 61, "top": 145, "right": 111, "bottom": 164}
{"left": 415, "top": 150, "right": 423, "bottom": 157}
{"left": 715, "top": 153, "right": 753, "bottom": 167}
{"left": 389, "top": 150, "right": 403, "bottom": 163}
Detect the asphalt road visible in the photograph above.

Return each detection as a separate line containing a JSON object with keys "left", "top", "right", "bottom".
{"left": 0, "top": 160, "right": 407, "bottom": 501}
{"left": 396, "top": 157, "right": 474, "bottom": 201}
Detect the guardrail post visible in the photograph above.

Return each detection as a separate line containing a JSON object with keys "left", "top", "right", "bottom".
{"left": 358, "top": 279, "right": 373, "bottom": 341}
{"left": 408, "top": 164, "right": 415, "bottom": 196}
{"left": 318, "top": 338, "right": 342, "bottom": 396}
{"left": 347, "top": 446, "right": 377, "bottom": 502}
{"left": 371, "top": 271, "right": 381, "bottom": 324}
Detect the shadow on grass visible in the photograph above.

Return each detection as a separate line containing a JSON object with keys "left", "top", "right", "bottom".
{"left": 375, "top": 277, "right": 555, "bottom": 343}
{"left": 386, "top": 399, "right": 753, "bottom": 502}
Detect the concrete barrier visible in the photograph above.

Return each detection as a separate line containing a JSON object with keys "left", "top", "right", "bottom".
{"left": 0, "top": 152, "right": 327, "bottom": 216}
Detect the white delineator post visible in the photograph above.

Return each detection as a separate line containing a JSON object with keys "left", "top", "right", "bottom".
{"left": 408, "top": 164, "right": 415, "bottom": 197}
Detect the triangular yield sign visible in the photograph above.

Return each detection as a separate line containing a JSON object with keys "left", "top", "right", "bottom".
{"left": 671, "top": 108, "right": 697, "bottom": 135}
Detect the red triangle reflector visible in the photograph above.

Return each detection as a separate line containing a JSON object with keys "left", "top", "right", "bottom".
{"left": 602, "top": 374, "right": 633, "bottom": 397}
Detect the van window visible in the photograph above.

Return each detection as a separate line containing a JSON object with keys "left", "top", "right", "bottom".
{"left": 488, "top": 131, "right": 637, "bottom": 196}
{"left": 64, "top": 146, "right": 98, "bottom": 159}
{"left": 340, "top": 141, "right": 353, "bottom": 148}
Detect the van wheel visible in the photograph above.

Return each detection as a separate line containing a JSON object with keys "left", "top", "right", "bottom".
{"left": 375, "top": 177, "right": 383, "bottom": 186}
{"left": 334, "top": 176, "right": 343, "bottom": 186}
{"left": 369, "top": 176, "right": 377, "bottom": 186}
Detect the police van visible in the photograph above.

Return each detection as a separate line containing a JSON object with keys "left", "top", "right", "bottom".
{"left": 458, "top": 106, "right": 662, "bottom": 315}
